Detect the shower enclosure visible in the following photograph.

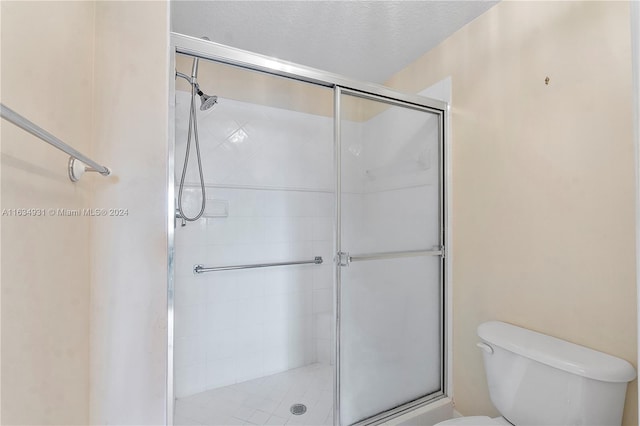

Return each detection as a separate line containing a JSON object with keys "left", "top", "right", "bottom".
{"left": 169, "top": 34, "right": 448, "bottom": 426}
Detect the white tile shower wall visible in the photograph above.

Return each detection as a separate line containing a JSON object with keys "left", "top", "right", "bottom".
{"left": 175, "top": 92, "right": 334, "bottom": 191}
{"left": 339, "top": 106, "right": 439, "bottom": 253}
{"left": 361, "top": 104, "right": 440, "bottom": 253}
{"left": 174, "top": 91, "right": 334, "bottom": 398}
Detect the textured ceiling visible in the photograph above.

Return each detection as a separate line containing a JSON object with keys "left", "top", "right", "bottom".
{"left": 171, "top": 1, "right": 498, "bottom": 83}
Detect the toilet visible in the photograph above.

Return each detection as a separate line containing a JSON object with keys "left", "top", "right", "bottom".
{"left": 436, "top": 321, "right": 636, "bottom": 426}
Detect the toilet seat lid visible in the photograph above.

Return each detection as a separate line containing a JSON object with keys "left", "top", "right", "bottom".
{"left": 436, "top": 416, "right": 502, "bottom": 425}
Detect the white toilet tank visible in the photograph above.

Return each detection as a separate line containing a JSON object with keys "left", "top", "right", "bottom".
{"left": 477, "top": 321, "right": 636, "bottom": 426}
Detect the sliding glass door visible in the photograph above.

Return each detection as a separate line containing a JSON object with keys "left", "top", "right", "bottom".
{"left": 335, "top": 88, "right": 445, "bottom": 425}
{"left": 170, "top": 33, "right": 448, "bottom": 426}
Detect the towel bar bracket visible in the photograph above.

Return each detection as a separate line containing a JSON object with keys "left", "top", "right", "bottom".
{"left": 68, "top": 157, "right": 111, "bottom": 182}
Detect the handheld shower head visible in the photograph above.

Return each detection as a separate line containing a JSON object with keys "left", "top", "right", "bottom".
{"left": 194, "top": 83, "right": 218, "bottom": 111}
{"left": 199, "top": 93, "right": 218, "bottom": 111}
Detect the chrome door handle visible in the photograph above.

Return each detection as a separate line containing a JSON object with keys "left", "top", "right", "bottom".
{"left": 337, "top": 247, "right": 444, "bottom": 267}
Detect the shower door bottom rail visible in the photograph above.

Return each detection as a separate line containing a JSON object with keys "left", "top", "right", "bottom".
{"left": 338, "top": 247, "right": 444, "bottom": 266}
{"left": 193, "top": 256, "right": 323, "bottom": 274}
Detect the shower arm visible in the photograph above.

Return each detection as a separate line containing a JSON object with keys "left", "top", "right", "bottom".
{"left": 176, "top": 71, "right": 193, "bottom": 84}
{"left": 176, "top": 71, "right": 208, "bottom": 103}
{"left": 176, "top": 71, "right": 204, "bottom": 96}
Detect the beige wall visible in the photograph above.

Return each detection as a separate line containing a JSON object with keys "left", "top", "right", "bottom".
{"left": 1, "top": 1, "right": 170, "bottom": 424}
{"left": 385, "top": 1, "right": 637, "bottom": 424}
{"left": 634, "top": 2, "right": 640, "bottom": 422}
{"left": 90, "top": 2, "right": 169, "bottom": 424}
{"left": 0, "top": 1, "right": 94, "bottom": 424}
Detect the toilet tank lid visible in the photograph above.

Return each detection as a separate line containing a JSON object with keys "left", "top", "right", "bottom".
{"left": 477, "top": 321, "right": 636, "bottom": 383}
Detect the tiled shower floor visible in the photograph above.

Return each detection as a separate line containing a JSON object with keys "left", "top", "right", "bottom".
{"left": 175, "top": 363, "right": 333, "bottom": 426}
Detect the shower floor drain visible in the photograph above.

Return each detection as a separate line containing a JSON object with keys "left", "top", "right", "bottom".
{"left": 290, "top": 403, "right": 307, "bottom": 415}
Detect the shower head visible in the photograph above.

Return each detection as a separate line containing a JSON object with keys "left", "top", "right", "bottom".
{"left": 199, "top": 92, "right": 218, "bottom": 111}
{"left": 195, "top": 83, "right": 218, "bottom": 111}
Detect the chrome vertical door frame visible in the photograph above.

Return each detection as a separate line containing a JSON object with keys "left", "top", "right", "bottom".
{"left": 167, "top": 39, "right": 177, "bottom": 426}
{"left": 333, "top": 87, "right": 342, "bottom": 426}
{"left": 168, "top": 32, "right": 449, "bottom": 426}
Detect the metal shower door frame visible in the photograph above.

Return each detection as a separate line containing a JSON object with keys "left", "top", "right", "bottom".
{"left": 168, "top": 32, "right": 450, "bottom": 426}
{"left": 334, "top": 87, "right": 447, "bottom": 426}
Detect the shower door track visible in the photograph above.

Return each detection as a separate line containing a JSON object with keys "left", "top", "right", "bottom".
{"left": 170, "top": 34, "right": 447, "bottom": 112}
{"left": 168, "top": 32, "right": 451, "bottom": 426}
{"left": 352, "top": 392, "right": 446, "bottom": 426}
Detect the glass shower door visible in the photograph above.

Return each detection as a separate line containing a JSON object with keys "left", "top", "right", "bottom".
{"left": 336, "top": 88, "right": 445, "bottom": 425}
